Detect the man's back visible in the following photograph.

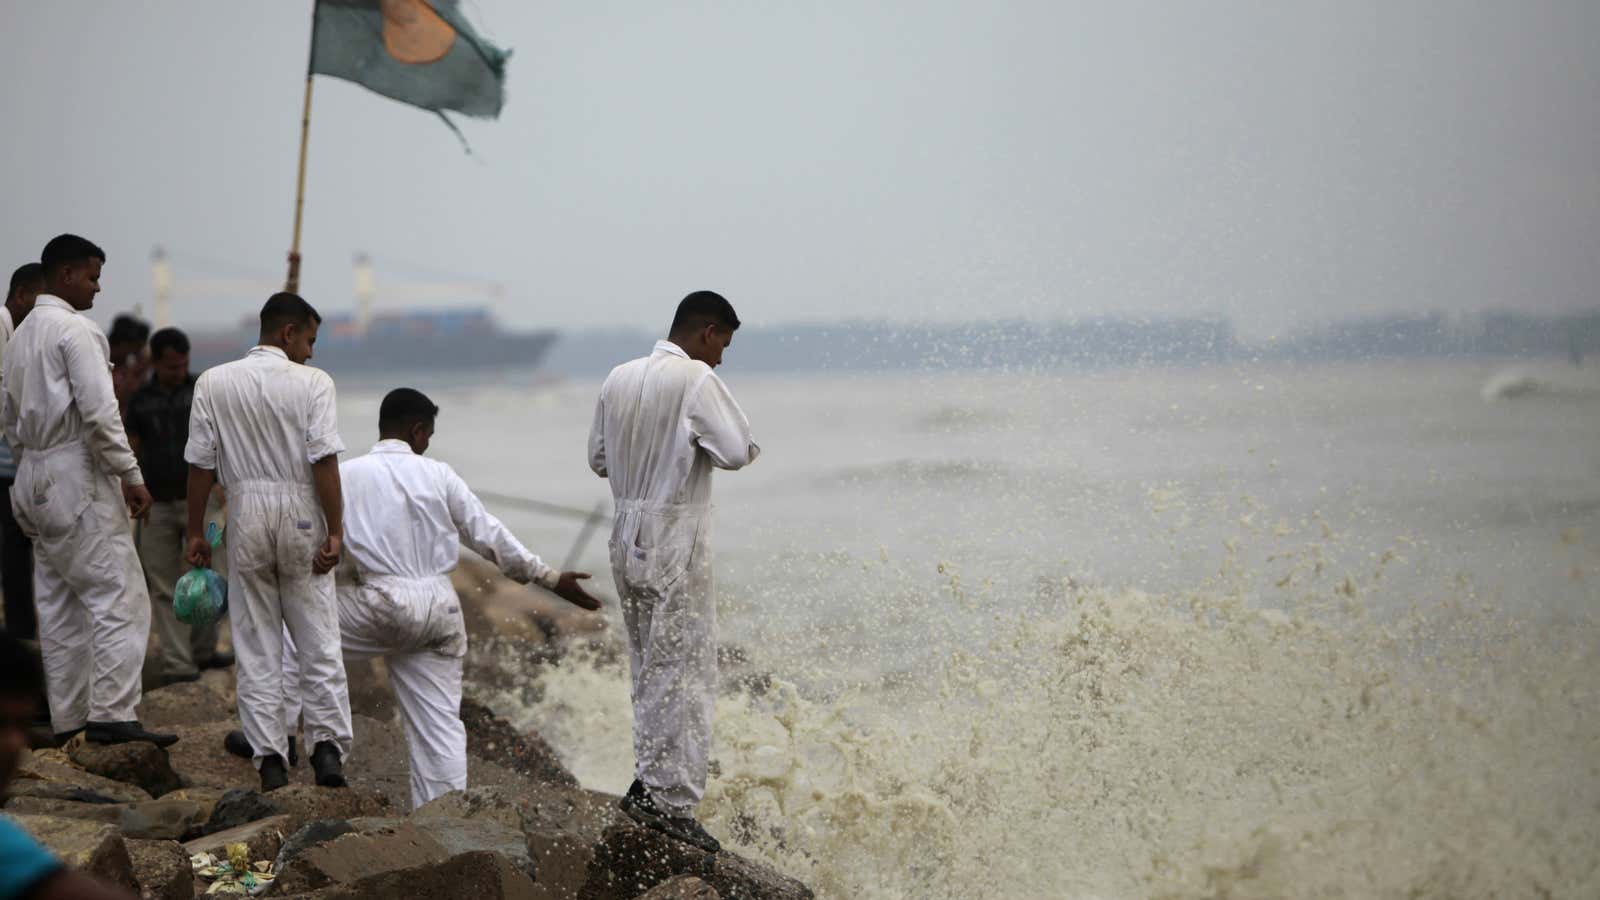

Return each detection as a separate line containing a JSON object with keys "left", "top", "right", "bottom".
{"left": 187, "top": 347, "right": 340, "bottom": 489}
{"left": 591, "top": 341, "right": 758, "bottom": 508}
{"left": 340, "top": 445, "right": 460, "bottom": 579}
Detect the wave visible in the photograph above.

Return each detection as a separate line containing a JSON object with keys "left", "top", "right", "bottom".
{"left": 483, "top": 555, "right": 1600, "bottom": 898}
{"left": 1481, "top": 364, "right": 1600, "bottom": 402}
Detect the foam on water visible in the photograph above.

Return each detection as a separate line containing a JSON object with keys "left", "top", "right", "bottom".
{"left": 487, "top": 543, "right": 1600, "bottom": 899}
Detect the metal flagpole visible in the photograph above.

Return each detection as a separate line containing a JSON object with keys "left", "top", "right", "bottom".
{"left": 286, "top": 5, "right": 318, "bottom": 293}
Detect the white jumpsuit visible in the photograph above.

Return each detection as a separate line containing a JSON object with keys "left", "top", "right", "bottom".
{"left": 184, "top": 345, "right": 351, "bottom": 767}
{"left": 588, "top": 340, "right": 759, "bottom": 816}
{"left": 338, "top": 439, "right": 559, "bottom": 808}
{"left": 0, "top": 296, "right": 150, "bottom": 733}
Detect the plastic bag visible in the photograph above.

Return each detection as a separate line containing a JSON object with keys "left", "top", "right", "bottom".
{"left": 175, "top": 522, "right": 228, "bottom": 626}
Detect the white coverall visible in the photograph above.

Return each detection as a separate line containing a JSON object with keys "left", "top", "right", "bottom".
{"left": 0, "top": 296, "right": 150, "bottom": 733}
{"left": 336, "top": 439, "right": 560, "bottom": 808}
{"left": 184, "top": 345, "right": 351, "bottom": 767}
{"left": 588, "top": 340, "right": 759, "bottom": 816}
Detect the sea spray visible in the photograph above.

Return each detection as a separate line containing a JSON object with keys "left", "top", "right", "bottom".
{"left": 479, "top": 555, "right": 1599, "bottom": 898}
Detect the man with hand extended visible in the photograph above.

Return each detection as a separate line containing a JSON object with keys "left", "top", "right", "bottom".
{"left": 589, "top": 290, "right": 760, "bottom": 853}
{"left": 0, "top": 235, "right": 169, "bottom": 748}
{"left": 184, "top": 292, "right": 350, "bottom": 792}
{"left": 334, "top": 388, "right": 600, "bottom": 808}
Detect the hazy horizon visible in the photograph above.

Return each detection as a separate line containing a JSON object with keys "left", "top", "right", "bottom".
{"left": 2, "top": 1, "right": 1596, "bottom": 340}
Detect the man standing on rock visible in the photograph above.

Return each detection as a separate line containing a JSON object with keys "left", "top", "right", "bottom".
{"left": 0, "top": 235, "right": 172, "bottom": 748}
{"left": 184, "top": 292, "right": 351, "bottom": 792}
{"left": 126, "top": 327, "right": 233, "bottom": 686}
{"left": 332, "top": 387, "right": 600, "bottom": 809}
{"left": 588, "top": 290, "right": 760, "bottom": 853}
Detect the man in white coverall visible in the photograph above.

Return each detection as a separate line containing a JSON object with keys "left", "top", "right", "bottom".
{"left": 335, "top": 388, "right": 601, "bottom": 808}
{"left": 588, "top": 290, "right": 760, "bottom": 853}
{"left": 0, "top": 234, "right": 174, "bottom": 747}
{"left": 184, "top": 292, "right": 351, "bottom": 792}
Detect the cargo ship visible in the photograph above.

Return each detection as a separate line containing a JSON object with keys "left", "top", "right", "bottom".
{"left": 160, "top": 250, "right": 557, "bottom": 375}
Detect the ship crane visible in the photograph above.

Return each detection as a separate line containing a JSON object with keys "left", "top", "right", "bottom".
{"left": 351, "top": 252, "right": 505, "bottom": 337}
{"left": 150, "top": 246, "right": 280, "bottom": 328}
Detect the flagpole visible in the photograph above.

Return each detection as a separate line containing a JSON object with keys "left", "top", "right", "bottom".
{"left": 286, "top": 5, "right": 317, "bottom": 293}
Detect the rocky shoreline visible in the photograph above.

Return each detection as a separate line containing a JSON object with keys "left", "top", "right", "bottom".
{"left": 3, "top": 556, "right": 813, "bottom": 900}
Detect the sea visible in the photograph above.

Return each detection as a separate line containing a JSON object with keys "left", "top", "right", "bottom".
{"left": 332, "top": 356, "right": 1600, "bottom": 899}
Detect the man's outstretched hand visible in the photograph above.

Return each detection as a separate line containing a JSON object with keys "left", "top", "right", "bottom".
{"left": 552, "top": 572, "right": 602, "bottom": 610}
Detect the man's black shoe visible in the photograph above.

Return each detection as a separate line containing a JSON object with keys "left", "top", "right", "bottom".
{"left": 259, "top": 754, "right": 289, "bottom": 792}
{"left": 310, "top": 741, "right": 345, "bottom": 788}
{"left": 158, "top": 671, "right": 202, "bottom": 687}
{"left": 53, "top": 727, "right": 84, "bottom": 745}
{"left": 85, "top": 720, "right": 178, "bottom": 748}
{"left": 200, "top": 650, "right": 235, "bottom": 670}
{"left": 620, "top": 780, "right": 721, "bottom": 853}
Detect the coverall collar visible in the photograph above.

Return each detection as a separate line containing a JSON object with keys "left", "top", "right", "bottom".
{"left": 247, "top": 345, "right": 289, "bottom": 361}
{"left": 653, "top": 340, "right": 690, "bottom": 360}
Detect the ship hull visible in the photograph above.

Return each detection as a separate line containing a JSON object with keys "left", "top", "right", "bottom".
{"left": 189, "top": 330, "right": 557, "bottom": 376}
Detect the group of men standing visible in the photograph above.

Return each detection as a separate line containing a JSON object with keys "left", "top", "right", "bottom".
{"left": 0, "top": 234, "right": 759, "bottom": 851}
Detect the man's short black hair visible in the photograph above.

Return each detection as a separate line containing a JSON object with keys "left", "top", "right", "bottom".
{"left": 379, "top": 387, "right": 440, "bottom": 433}
{"left": 669, "top": 290, "right": 741, "bottom": 336}
{"left": 259, "top": 292, "right": 322, "bottom": 334}
{"left": 40, "top": 234, "right": 106, "bottom": 276}
{"left": 109, "top": 314, "right": 151, "bottom": 348}
{"left": 0, "top": 629, "right": 44, "bottom": 702}
{"left": 8, "top": 262, "right": 44, "bottom": 296}
{"left": 150, "top": 327, "right": 190, "bottom": 359}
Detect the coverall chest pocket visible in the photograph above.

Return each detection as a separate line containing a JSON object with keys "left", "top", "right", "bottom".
{"left": 613, "top": 511, "right": 696, "bottom": 601}
{"left": 24, "top": 455, "right": 96, "bottom": 540}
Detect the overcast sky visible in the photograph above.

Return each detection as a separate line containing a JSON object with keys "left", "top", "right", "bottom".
{"left": 1, "top": 1, "right": 1595, "bottom": 337}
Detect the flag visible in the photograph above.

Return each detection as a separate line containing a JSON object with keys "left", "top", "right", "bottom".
{"left": 310, "top": 0, "right": 510, "bottom": 128}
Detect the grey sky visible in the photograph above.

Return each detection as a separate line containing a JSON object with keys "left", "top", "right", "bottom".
{"left": 2, "top": 1, "right": 1595, "bottom": 338}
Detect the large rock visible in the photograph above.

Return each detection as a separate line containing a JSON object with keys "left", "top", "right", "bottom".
{"left": 183, "top": 813, "right": 293, "bottom": 864}
{"left": 9, "top": 813, "right": 138, "bottom": 892}
{"left": 638, "top": 876, "right": 721, "bottom": 900}
{"left": 268, "top": 784, "right": 393, "bottom": 833}
{"left": 3, "top": 796, "right": 209, "bottom": 840}
{"left": 160, "top": 786, "right": 227, "bottom": 822}
{"left": 581, "top": 824, "right": 813, "bottom": 900}
{"left": 272, "top": 815, "right": 536, "bottom": 894}
{"left": 286, "top": 849, "right": 540, "bottom": 900}
{"left": 11, "top": 748, "right": 154, "bottom": 804}
{"left": 414, "top": 784, "right": 628, "bottom": 900}
{"left": 460, "top": 699, "right": 579, "bottom": 788}
{"left": 135, "top": 679, "right": 235, "bottom": 729}
{"left": 69, "top": 740, "right": 184, "bottom": 798}
{"left": 126, "top": 838, "right": 193, "bottom": 900}
{"left": 203, "top": 787, "right": 282, "bottom": 833}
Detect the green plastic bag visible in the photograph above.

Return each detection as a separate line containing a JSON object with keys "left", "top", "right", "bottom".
{"left": 174, "top": 522, "right": 228, "bottom": 626}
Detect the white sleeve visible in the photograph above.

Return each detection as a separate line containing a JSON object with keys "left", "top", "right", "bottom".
{"left": 183, "top": 372, "right": 218, "bottom": 470}
{"left": 587, "top": 391, "right": 608, "bottom": 478}
{"left": 305, "top": 372, "right": 345, "bottom": 463}
{"left": 686, "top": 371, "right": 760, "bottom": 471}
{"left": 65, "top": 327, "right": 142, "bottom": 485}
{"left": 444, "top": 465, "right": 557, "bottom": 587}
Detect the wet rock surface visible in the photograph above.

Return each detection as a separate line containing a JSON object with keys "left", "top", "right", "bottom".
{"left": 12, "top": 560, "right": 814, "bottom": 900}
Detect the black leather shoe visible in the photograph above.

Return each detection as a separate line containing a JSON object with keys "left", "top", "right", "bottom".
{"left": 53, "top": 727, "right": 84, "bottom": 745}
{"left": 85, "top": 720, "right": 178, "bottom": 748}
{"left": 310, "top": 741, "right": 345, "bottom": 788}
{"left": 620, "top": 780, "right": 721, "bottom": 853}
{"left": 158, "top": 672, "right": 202, "bottom": 687}
{"left": 223, "top": 729, "right": 253, "bottom": 759}
{"left": 259, "top": 754, "right": 289, "bottom": 792}
{"left": 200, "top": 650, "right": 235, "bottom": 670}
